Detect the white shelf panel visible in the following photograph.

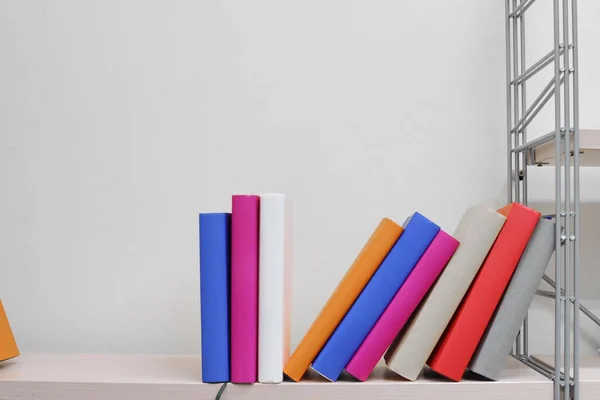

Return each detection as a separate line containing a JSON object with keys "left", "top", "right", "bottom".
{"left": 531, "top": 129, "right": 600, "bottom": 167}
{"left": 0, "top": 354, "right": 599, "bottom": 400}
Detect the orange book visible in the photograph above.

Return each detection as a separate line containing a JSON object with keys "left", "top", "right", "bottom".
{"left": 283, "top": 218, "right": 403, "bottom": 381}
{"left": 0, "top": 299, "right": 19, "bottom": 362}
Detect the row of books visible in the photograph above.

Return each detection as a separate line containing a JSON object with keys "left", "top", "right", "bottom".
{"left": 199, "top": 194, "right": 292, "bottom": 383}
{"left": 200, "top": 199, "right": 555, "bottom": 383}
{"left": 285, "top": 203, "right": 554, "bottom": 382}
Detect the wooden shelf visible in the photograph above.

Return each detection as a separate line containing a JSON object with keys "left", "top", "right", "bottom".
{"left": 0, "top": 354, "right": 599, "bottom": 399}
{"left": 526, "top": 129, "right": 600, "bottom": 167}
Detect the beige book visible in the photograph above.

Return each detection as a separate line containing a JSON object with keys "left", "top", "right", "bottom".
{"left": 384, "top": 205, "right": 506, "bottom": 381}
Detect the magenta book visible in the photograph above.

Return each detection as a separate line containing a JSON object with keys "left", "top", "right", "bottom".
{"left": 230, "top": 195, "right": 260, "bottom": 383}
{"left": 345, "top": 230, "right": 459, "bottom": 381}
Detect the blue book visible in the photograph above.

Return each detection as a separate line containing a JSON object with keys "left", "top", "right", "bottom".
{"left": 311, "top": 212, "right": 440, "bottom": 381}
{"left": 200, "top": 213, "right": 231, "bottom": 383}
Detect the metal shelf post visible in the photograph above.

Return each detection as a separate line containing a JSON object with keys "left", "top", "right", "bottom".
{"left": 505, "top": 0, "right": 594, "bottom": 398}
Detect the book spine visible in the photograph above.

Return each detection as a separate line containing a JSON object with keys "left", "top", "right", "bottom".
{"left": 231, "top": 195, "right": 260, "bottom": 383}
{"left": 384, "top": 205, "right": 506, "bottom": 381}
{"left": 199, "top": 213, "right": 231, "bottom": 383}
{"left": 311, "top": 213, "right": 440, "bottom": 381}
{"left": 0, "top": 299, "right": 19, "bottom": 362}
{"left": 427, "top": 203, "right": 540, "bottom": 382}
{"left": 469, "top": 218, "right": 555, "bottom": 380}
{"left": 258, "top": 194, "right": 293, "bottom": 383}
{"left": 283, "top": 218, "right": 403, "bottom": 381}
{"left": 345, "top": 230, "right": 458, "bottom": 381}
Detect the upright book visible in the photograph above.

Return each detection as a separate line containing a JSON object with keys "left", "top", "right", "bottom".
{"left": 0, "top": 299, "right": 19, "bottom": 362}
{"left": 199, "top": 213, "right": 231, "bottom": 383}
{"left": 469, "top": 218, "right": 555, "bottom": 381}
{"left": 428, "top": 203, "right": 541, "bottom": 382}
{"left": 258, "top": 194, "right": 293, "bottom": 383}
{"left": 311, "top": 212, "right": 440, "bottom": 381}
{"left": 384, "top": 205, "right": 506, "bottom": 381}
{"left": 345, "top": 230, "right": 459, "bottom": 381}
{"left": 231, "top": 195, "right": 260, "bottom": 383}
{"left": 283, "top": 218, "right": 403, "bottom": 381}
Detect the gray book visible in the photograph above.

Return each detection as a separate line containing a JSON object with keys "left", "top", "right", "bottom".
{"left": 469, "top": 218, "right": 555, "bottom": 381}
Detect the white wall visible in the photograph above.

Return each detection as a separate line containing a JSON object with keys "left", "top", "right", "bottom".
{"left": 0, "top": 0, "right": 597, "bottom": 357}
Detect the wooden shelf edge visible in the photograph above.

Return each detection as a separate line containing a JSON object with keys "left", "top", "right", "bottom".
{"left": 1, "top": 354, "right": 599, "bottom": 400}
{"left": 531, "top": 129, "right": 600, "bottom": 166}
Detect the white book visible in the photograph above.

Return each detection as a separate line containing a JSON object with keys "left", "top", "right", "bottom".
{"left": 258, "top": 194, "right": 293, "bottom": 383}
{"left": 384, "top": 205, "right": 506, "bottom": 381}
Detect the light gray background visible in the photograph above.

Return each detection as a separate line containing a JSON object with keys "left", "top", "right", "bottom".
{"left": 1, "top": 0, "right": 598, "bottom": 356}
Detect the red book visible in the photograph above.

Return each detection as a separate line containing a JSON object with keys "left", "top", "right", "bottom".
{"left": 427, "top": 203, "right": 540, "bottom": 381}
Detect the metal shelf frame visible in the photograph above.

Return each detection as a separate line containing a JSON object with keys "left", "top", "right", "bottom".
{"left": 505, "top": 1, "right": 600, "bottom": 399}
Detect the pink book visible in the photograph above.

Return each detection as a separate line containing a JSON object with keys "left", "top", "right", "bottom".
{"left": 231, "top": 195, "right": 260, "bottom": 383}
{"left": 345, "top": 230, "right": 459, "bottom": 381}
